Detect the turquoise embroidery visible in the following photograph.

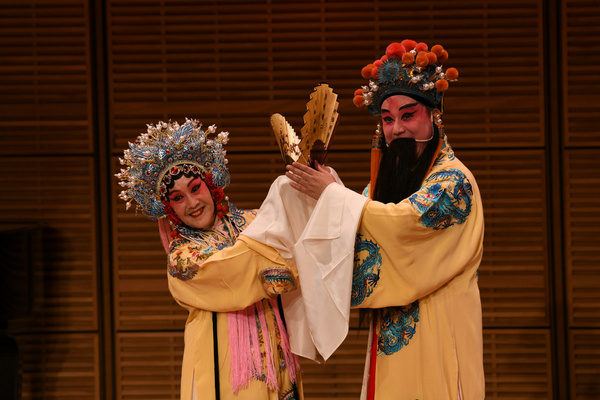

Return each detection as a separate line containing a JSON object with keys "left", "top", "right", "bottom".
{"left": 351, "top": 234, "right": 382, "bottom": 306}
{"left": 260, "top": 268, "right": 297, "bottom": 295}
{"left": 378, "top": 301, "right": 419, "bottom": 355}
{"left": 409, "top": 168, "right": 472, "bottom": 230}
{"left": 228, "top": 203, "right": 256, "bottom": 231}
{"left": 362, "top": 183, "right": 370, "bottom": 197}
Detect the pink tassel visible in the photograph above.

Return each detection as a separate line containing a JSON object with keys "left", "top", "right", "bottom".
{"left": 256, "top": 300, "right": 279, "bottom": 391}
{"left": 269, "top": 298, "right": 301, "bottom": 382}
{"left": 228, "top": 311, "right": 243, "bottom": 392}
{"left": 247, "top": 306, "right": 263, "bottom": 376}
{"left": 228, "top": 307, "right": 255, "bottom": 394}
{"left": 237, "top": 309, "right": 252, "bottom": 385}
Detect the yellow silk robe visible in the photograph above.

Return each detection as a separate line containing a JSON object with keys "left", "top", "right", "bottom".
{"left": 352, "top": 133, "right": 485, "bottom": 399}
{"left": 166, "top": 208, "right": 302, "bottom": 400}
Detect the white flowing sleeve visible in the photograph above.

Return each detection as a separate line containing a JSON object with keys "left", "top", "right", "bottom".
{"left": 243, "top": 172, "right": 368, "bottom": 361}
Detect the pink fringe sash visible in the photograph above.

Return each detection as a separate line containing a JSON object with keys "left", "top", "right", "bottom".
{"left": 227, "top": 299, "right": 299, "bottom": 394}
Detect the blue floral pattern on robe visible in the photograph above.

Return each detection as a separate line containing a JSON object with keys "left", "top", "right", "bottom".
{"left": 409, "top": 168, "right": 472, "bottom": 230}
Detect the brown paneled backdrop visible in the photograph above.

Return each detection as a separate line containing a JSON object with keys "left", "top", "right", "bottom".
{"left": 0, "top": 0, "right": 598, "bottom": 399}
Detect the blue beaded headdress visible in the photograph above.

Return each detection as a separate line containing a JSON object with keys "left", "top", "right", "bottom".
{"left": 353, "top": 40, "right": 459, "bottom": 116}
{"left": 116, "top": 119, "right": 230, "bottom": 220}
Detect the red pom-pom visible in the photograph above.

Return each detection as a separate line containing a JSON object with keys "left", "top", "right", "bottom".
{"left": 402, "top": 52, "right": 415, "bottom": 65}
{"left": 381, "top": 55, "right": 388, "bottom": 62}
{"left": 446, "top": 67, "right": 459, "bottom": 80}
{"left": 162, "top": 201, "right": 184, "bottom": 227}
{"left": 222, "top": 205, "right": 229, "bottom": 214}
{"left": 170, "top": 230, "right": 179, "bottom": 239}
{"left": 374, "top": 59, "right": 383, "bottom": 67}
{"left": 216, "top": 204, "right": 222, "bottom": 211}
{"left": 437, "top": 50, "right": 448, "bottom": 63}
{"left": 210, "top": 187, "right": 224, "bottom": 204}
{"left": 415, "top": 42, "right": 428, "bottom": 52}
{"left": 416, "top": 52, "right": 429, "bottom": 68}
{"left": 431, "top": 45, "right": 444, "bottom": 57}
{"left": 354, "top": 88, "right": 364, "bottom": 96}
{"left": 385, "top": 42, "right": 406, "bottom": 59}
{"left": 361, "top": 64, "right": 374, "bottom": 79}
{"left": 353, "top": 95, "right": 365, "bottom": 107}
{"left": 400, "top": 39, "right": 417, "bottom": 51}
{"left": 435, "top": 79, "right": 449, "bottom": 92}
{"left": 426, "top": 52, "right": 437, "bottom": 65}
{"left": 371, "top": 66, "right": 379, "bottom": 79}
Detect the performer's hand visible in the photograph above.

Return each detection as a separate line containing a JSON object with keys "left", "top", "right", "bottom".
{"left": 158, "top": 217, "right": 173, "bottom": 254}
{"left": 286, "top": 161, "right": 336, "bottom": 200}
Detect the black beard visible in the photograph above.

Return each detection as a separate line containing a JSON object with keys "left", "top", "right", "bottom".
{"left": 373, "top": 137, "right": 435, "bottom": 204}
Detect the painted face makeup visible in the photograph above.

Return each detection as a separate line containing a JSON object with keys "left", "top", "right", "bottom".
{"left": 167, "top": 175, "right": 216, "bottom": 230}
{"left": 380, "top": 95, "right": 433, "bottom": 156}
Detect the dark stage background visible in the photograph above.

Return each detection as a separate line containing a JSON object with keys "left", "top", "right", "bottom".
{"left": 0, "top": 0, "right": 599, "bottom": 399}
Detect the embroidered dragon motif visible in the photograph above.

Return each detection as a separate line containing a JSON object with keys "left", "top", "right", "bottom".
{"left": 409, "top": 168, "right": 472, "bottom": 230}
{"left": 378, "top": 301, "right": 419, "bottom": 355}
{"left": 351, "top": 233, "right": 382, "bottom": 307}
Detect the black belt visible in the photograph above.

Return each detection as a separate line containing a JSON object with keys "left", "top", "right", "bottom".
{"left": 212, "top": 312, "right": 220, "bottom": 399}
{"left": 277, "top": 296, "right": 300, "bottom": 400}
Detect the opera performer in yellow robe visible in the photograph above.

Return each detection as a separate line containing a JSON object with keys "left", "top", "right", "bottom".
{"left": 117, "top": 119, "right": 303, "bottom": 400}
{"left": 245, "top": 39, "right": 485, "bottom": 400}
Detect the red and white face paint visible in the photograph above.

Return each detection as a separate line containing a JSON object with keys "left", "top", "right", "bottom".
{"left": 380, "top": 95, "right": 434, "bottom": 156}
{"left": 167, "top": 175, "right": 216, "bottom": 229}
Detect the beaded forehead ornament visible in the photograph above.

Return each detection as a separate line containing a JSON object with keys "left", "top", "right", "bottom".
{"left": 353, "top": 39, "right": 459, "bottom": 116}
{"left": 116, "top": 119, "right": 230, "bottom": 220}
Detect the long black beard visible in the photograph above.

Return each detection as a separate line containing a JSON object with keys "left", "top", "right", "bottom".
{"left": 373, "top": 129, "right": 439, "bottom": 204}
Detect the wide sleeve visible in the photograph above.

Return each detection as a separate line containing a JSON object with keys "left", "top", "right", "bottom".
{"left": 167, "top": 235, "right": 298, "bottom": 313}
{"left": 242, "top": 173, "right": 370, "bottom": 361}
{"left": 351, "top": 167, "right": 484, "bottom": 309}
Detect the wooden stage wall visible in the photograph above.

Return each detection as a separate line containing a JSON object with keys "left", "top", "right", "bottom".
{"left": 0, "top": 0, "right": 599, "bottom": 398}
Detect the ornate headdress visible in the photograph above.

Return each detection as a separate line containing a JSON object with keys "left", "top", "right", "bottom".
{"left": 353, "top": 39, "right": 459, "bottom": 116}
{"left": 116, "top": 119, "right": 230, "bottom": 221}
{"left": 354, "top": 40, "right": 458, "bottom": 199}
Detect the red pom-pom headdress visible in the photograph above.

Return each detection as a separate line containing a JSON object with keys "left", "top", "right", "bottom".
{"left": 353, "top": 40, "right": 459, "bottom": 116}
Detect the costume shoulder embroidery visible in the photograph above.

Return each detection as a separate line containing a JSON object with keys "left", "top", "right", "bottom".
{"left": 409, "top": 168, "right": 473, "bottom": 230}
{"left": 168, "top": 238, "right": 213, "bottom": 281}
{"left": 378, "top": 301, "right": 419, "bottom": 355}
{"left": 351, "top": 233, "right": 382, "bottom": 306}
